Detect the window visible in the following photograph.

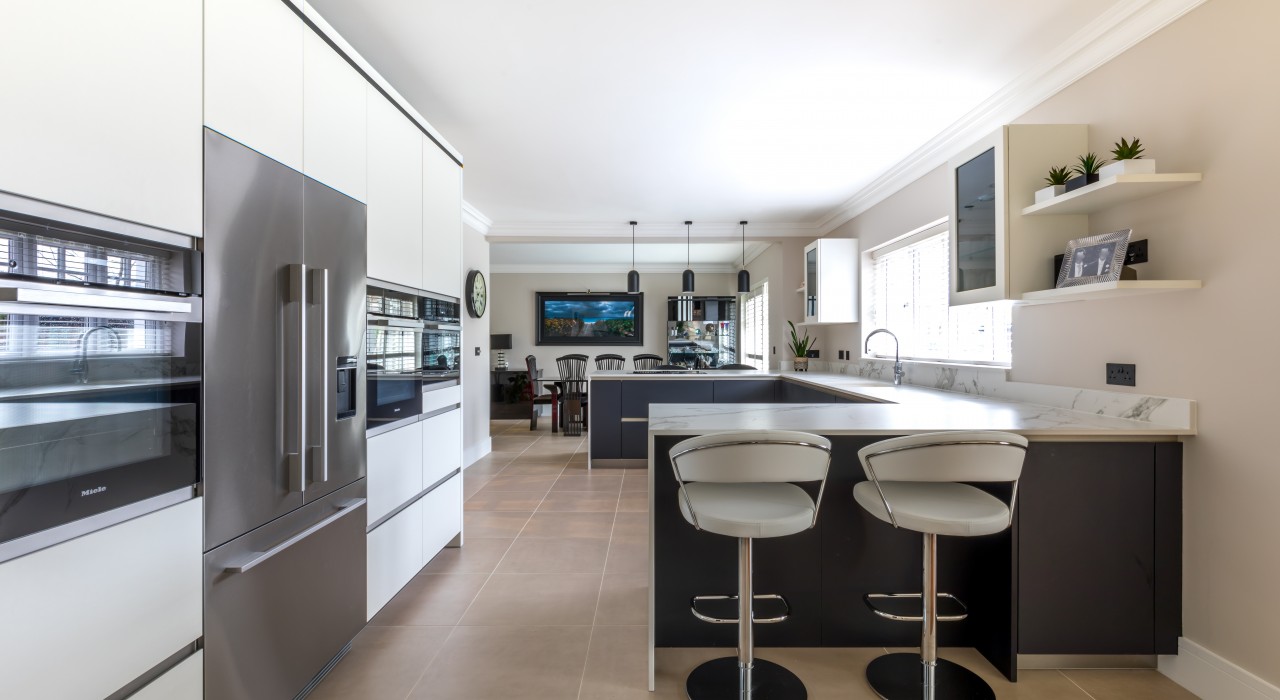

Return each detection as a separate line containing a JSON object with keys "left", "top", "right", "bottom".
{"left": 866, "top": 223, "right": 1012, "bottom": 365}
{"left": 740, "top": 281, "right": 769, "bottom": 369}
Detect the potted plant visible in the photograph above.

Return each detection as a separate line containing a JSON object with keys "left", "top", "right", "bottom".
{"left": 1065, "top": 152, "right": 1107, "bottom": 192}
{"left": 787, "top": 320, "right": 815, "bottom": 372}
{"left": 1035, "top": 165, "right": 1072, "bottom": 203}
{"left": 1099, "top": 136, "right": 1155, "bottom": 178}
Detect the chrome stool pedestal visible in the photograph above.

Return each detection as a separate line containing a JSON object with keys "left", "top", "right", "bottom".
{"left": 865, "top": 655, "right": 994, "bottom": 700}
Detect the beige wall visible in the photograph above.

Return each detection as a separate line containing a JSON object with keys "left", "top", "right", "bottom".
{"left": 743, "top": 239, "right": 809, "bottom": 369}
{"left": 461, "top": 224, "right": 491, "bottom": 463}
{"left": 815, "top": 0, "right": 1280, "bottom": 682}
{"left": 489, "top": 271, "right": 737, "bottom": 373}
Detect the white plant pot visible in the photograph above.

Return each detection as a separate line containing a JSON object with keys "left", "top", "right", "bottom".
{"left": 1034, "top": 184, "right": 1066, "bottom": 203}
{"left": 1098, "top": 159, "right": 1156, "bottom": 178}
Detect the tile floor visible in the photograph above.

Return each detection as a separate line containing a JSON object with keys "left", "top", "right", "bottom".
{"left": 311, "top": 419, "right": 1199, "bottom": 699}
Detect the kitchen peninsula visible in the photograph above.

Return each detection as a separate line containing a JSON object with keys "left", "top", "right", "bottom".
{"left": 588, "top": 369, "right": 1195, "bottom": 688}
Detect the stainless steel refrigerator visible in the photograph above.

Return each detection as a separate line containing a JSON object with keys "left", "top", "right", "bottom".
{"left": 201, "top": 130, "right": 368, "bottom": 699}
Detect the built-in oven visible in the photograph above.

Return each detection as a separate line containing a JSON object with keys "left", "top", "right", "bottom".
{"left": 365, "top": 282, "right": 460, "bottom": 433}
{"left": 0, "top": 201, "right": 201, "bottom": 562}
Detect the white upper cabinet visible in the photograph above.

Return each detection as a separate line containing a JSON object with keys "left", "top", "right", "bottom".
{"left": 422, "top": 140, "right": 463, "bottom": 297}
{"left": 0, "top": 0, "right": 202, "bottom": 235}
{"left": 367, "top": 88, "right": 424, "bottom": 288}
{"left": 303, "top": 29, "right": 367, "bottom": 202}
{"left": 205, "top": 0, "right": 305, "bottom": 171}
{"left": 802, "top": 238, "right": 858, "bottom": 324}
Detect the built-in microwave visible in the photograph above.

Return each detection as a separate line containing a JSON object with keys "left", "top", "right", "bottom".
{"left": 365, "top": 282, "right": 460, "bottom": 433}
{"left": 0, "top": 201, "right": 201, "bottom": 562}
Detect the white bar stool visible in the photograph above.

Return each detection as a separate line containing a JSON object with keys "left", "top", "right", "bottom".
{"left": 670, "top": 430, "right": 833, "bottom": 700}
{"left": 854, "top": 431, "right": 1028, "bottom": 700}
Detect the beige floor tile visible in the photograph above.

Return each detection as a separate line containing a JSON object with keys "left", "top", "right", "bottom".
{"left": 757, "top": 647, "right": 883, "bottom": 699}
{"left": 605, "top": 535, "right": 649, "bottom": 575}
{"left": 463, "top": 490, "right": 547, "bottom": 511}
{"left": 521, "top": 511, "right": 615, "bottom": 539}
{"left": 500, "top": 462, "right": 569, "bottom": 476}
{"left": 621, "top": 472, "right": 650, "bottom": 492}
{"left": 462, "top": 474, "right": 493, "bottom": 500}
{"left": 539, "top": 491, "right": 620, "bottom": 513}
{"left": 612, "top": 512, "right": 648, "bottom": 539}
{"left": 475, "top": 473, "right": 559, "bottom": 493}
{"left": 883, "top": 647, "right": 1093, "bottom": 699}
{"left": 463, "top": 510, "right": 532, "bottom": 539}
{"left": 409, "top": 626, "right": 592, "bottom": 700}
{"left": 653, "top": 647, "right": 726, "bottom": 696}
{"left": 1062, "top": 668, "right": 1200, "bottom": 700}
{"left": 617, "top": 492, "right": 650, "bottom": 513}
{"left": 496, "top": 536, "right": 611, "bottom": 574}
{"left": 579, "top": 625, "right": 655, "bottom": 699}
{"left": 460, "top": 573, "right": 602, "bottom": 626}
{"left": 422, "top": 537, "right": 512, "bottom": 574}
{"left": 462, "top": 460, "right": 507, "bottom": 477}
{"left": 554, "top": 473, "right": 625, "bottom": 493}
{"left": 369, "top": 573, "right": 489, "bottom": 627}
{"left": 515, "top": 452, "right": 575, "bottom": 465}
{"left": 309, "top": 625, "right": 450, "bottom": 700}
{"left": 595, "top": 574, "right": 648, "bottom": 626}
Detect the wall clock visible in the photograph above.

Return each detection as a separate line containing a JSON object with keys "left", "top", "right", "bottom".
{"left": 465, "top": 269, "right": 487, "bottom": 318}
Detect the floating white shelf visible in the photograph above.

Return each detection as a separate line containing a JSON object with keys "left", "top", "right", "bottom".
{"left": 1019, "top": 279, "right": 1201, "bottom": 305}
{"left": 795, "top": 286, "right": 805, "bottom": 294}
{"left": 1021, "top": 173, "right": 1201, "bottom": 216}
{"left": 794, "top": 320, "right": 855, "bottom": 326}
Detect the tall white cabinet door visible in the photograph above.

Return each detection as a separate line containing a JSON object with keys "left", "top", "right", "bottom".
{"left": 204, "top": 0, "right": 305, "bottom": 170}
{"left": 422, "top": 140, "right": 463, "bottom": 297}
{"left": 367, "top": 89, "right": 424, "bottom": 288}
{"left": 303, "top": 29, "right": 367, "bottom": 202}
{"left": 0, "top": 0, "right": 202, "bottom": 236}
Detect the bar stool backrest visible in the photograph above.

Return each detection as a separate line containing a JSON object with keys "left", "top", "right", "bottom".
{"left": 670, "top": 430, "right": 832, "bottom": 484}
{"left": 633, "top": 353, "right": 663, "bottom": 370}
{"left": 595, "top": 354, "right": 625, "bottom": 370}
{"left": 856, "top": 431, "right": 1027, "bottom": 483}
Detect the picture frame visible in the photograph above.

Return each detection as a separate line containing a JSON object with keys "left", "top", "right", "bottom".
{"left": 1055, "top": 228, "right": 1132, "bottom": 288}
{"left": 535, "top": 292, "right": 644, "bottom": 346}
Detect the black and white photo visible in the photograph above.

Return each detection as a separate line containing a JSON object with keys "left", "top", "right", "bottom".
{"left": 1056, "top": 228, "right": 1132, "bottom": 288}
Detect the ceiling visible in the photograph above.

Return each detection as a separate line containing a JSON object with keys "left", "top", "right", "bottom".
{"left": 309, "top": 0, "right": 1127, "bottom": 234}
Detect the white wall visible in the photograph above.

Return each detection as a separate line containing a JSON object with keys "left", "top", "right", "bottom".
{"left": 817, "top": 0, "right": 1280, "bottom": 685}
{"left": 743, "top": 240, "right": 809, "bottom": 369}
{"left": 462, "top": 223, "right": 491, "bottom": 465}
{"left": 489, "top": 271, "right": 737, "bottom": 373}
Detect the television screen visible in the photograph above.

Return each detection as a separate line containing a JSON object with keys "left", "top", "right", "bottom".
{"left": 535, "top": 292, "right": 643, "bottom": 345}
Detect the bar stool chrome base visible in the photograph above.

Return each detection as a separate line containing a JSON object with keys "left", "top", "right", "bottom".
{"left": 866, "top": 654, "right": 994, "bottom": 700}
{"left": 686, "top": 657, "right": 808, "bottom": 700}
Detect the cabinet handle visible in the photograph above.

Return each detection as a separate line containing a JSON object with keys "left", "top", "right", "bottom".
{"left": 223, "top": 499, "right": 365, "bottom": 574}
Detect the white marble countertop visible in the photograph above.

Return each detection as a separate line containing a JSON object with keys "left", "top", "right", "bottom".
{"left": 0, "top": 376, "right": 200, "bottom": 401}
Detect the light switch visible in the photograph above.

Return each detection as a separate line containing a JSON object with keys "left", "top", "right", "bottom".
{"left": 474, "top": 346, "right": 481, "bottom": 356}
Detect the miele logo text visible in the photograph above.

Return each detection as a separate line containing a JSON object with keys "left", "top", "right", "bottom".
{"left": 81, "top": 487, "right": 107, "bottom": 497}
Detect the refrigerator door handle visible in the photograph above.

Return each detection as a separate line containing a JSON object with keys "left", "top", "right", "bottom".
{"left": 288, "top": 263, "right": 307, "bottom": 493}
{"left": 310, "top": 266, "right": 330, "bottom": 484}
{"left": 221, "top": 498, "right": 366, "bottom": 573}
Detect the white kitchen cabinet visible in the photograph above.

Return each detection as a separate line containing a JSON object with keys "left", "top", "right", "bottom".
{"left": 366, "top": 499, "right": 424, "bottom": 620}
{"left": 0, "top": 0, "right": 202, "bottom": 236}
{"left": 422, "top": 408, "right": 462, "bottom": 488}
{"left": 204, "top": 0, "right": 305, "bottom": 171}
{"left": 303, "top": 28, "right": 367, "bottom": 202}
{"left": 367, "top": 88, "right": 424, "bottom": 288}
{"left": 0, "top": 499, "right": 202, "bottom": 700}
{"left": 367, "top": 421, "right": 425, "bottom": 525}
{"left": 422, "top": 140, "right": 463, "bottom": 297}
{"left": 130, "top": 650, "right": 203, "bottom": 700}
{"left": 801, "top": 238, "right": 858, "bottom": 324}
{"left": 422, "top": 474, "right": 463, "bottom": 565}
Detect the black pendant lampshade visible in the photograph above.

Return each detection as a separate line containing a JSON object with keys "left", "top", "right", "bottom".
{"left": 737, "top": 220, "right": 751, "bottom": 294}
{"left": 681, "top": 221, "right": 695, "bottom": 293}
{"left": 627, "top": 221, "right": 640, "bottom": 293}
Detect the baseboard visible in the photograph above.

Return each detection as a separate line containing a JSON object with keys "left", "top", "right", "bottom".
{"left": 1160, "top": 637, "right": 1280, "bottom": 700}
{"left": 463, "top": 438, "right": 492, "bottom": 468}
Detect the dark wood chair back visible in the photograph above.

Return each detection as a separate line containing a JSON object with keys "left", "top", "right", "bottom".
{"left": 719, "top": 364, "right": 757, "bottom": 370}
{"left": 556, "top": 354, "right": 589, "bottom": 435}
{"left": 633, "top": 353, "right": 663, "bottom": 370}
{"left": 594, "top": 354, "right": 626, "bottom": 370}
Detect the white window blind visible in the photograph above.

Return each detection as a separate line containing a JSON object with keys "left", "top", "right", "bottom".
{"left": 740, "top": 281, "right": 769, "bottom": 369}
{"left": 867, "top": 228, "right": 1012, "bottom": 365}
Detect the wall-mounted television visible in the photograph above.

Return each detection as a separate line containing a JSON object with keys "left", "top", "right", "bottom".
{"left": 535, "top": 292, "right": 643, "bottom": 346}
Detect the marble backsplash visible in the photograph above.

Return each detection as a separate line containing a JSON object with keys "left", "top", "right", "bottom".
{"left": 804, "top": 358, "right": 1195, "bottom": 431}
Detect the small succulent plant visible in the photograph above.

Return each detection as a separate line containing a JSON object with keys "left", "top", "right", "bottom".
{"left": 1044, "top": 165, "right": 1072, "bottom": 186}
{"left": 1111, "top": 136, "right": 1145, "bottom": 160}
{"left": 1072, "top": 152, "right": 1107, "bottom": 177}
{"left": 787, "top": 320, "right": 815, "bottom": 358}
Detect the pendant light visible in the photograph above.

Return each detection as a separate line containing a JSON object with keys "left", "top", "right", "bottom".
{"left": 737, "top": 220, "right": 751, "bottom": 294}
{"left": 681, "top": 221, "right": 695, "bottom": 293}
{"left": 626, "top": 221, "right": 640, "bottom": 293}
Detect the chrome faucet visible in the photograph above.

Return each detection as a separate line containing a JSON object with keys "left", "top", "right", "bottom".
{"left": 864, "top": 329, "right": 904, "bottom": 386}
{"left": 71, "top": 326, "right": 122, "bottom": 384}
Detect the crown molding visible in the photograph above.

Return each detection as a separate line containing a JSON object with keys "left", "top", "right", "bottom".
{"left": 490, "top": 263, "right": 741, "bottom": 275}
{"left": 814, "top": 0, "right": 1207, "bottom": 235}
{"left": 484, "top": 221, "right": 819, "bottom": 241}
{"left": 462, "top": 200, "right": 493, "bottom": 235}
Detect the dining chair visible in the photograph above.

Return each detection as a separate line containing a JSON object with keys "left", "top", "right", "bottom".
{"left": 556, "top": 354, "right": 589, "bottom": 436}
{"left": 525, "top": 354, "right": 558, "bottom": 432}
{"left": 594, "top": 353, "right": 626, "bottom": 371}
{"left": 633, "top": 353, "right": 663, "bottom": 370}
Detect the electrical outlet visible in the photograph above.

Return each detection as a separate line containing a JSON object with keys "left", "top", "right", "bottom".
{"left": 837, "top": 350, "right": 846, "bottom": 360}
{"left": 474, "top": 346, "right": 481, "bottom": 356}
{"left": 1106, "top": 362, "right": 1136, "bottom": 386}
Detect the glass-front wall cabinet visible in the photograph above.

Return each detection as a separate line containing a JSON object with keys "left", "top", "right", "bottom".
{"left": 954, "top": 147, "right": 997, "bottom": 295}
{"left": 805, "top": 247, "right": 818, "bottom": 318}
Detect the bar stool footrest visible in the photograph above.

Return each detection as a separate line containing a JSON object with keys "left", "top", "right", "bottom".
{"left": 690, "top": 593, "right": 791, "bottom": 624}
{"left": 864, "top": 592, "right": 968, "bottom": 622}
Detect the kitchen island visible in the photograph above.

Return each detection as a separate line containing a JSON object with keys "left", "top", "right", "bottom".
{"left": 624, "top": 371, "right": 1194, "bottom": 688}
